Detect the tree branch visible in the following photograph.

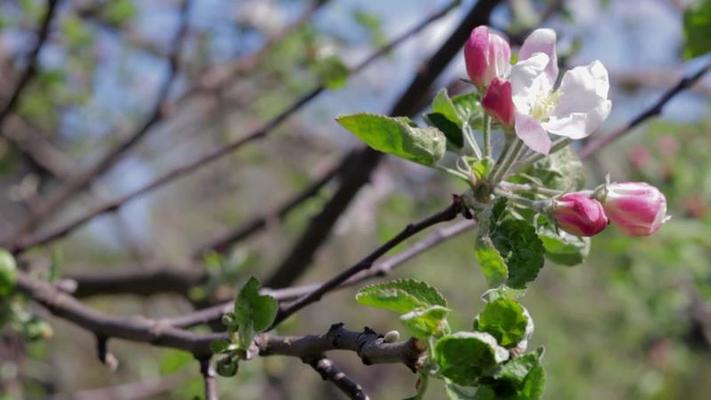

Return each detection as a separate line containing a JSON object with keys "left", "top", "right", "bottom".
{"left": 305, "top": 356, "right": 370, "bottom": 400}
{"left": 7, "top": 0, "right": 459, "bottom": 254}
{"left": 264, "top": 0, "right": 503, "bottom": 290}
{"left": 579, "top": 61, "right": 711, "bottom": 160}
{"left": 17, "top": 271, "right": 426, "bottom": 370}
{"left": 64, "top": 265, "right": 205, "bottom": 298}
{"left": 198, "top": 357, "right": 219, "bottom": 400}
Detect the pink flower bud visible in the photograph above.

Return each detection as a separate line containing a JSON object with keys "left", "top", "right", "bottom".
{"left": 482, "top": 78, "right": 514, "bottom": 126}
{"left": 552, "top": 193, "right": 608, "bottom": 237}
{"left": 601, "top": 182, "right": 668, "bottom": 236}
{"left": 464, "top": 26, "right": 511, "bottom": 89}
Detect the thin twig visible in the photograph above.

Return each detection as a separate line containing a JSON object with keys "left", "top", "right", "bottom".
{"left": 270, "top": 196, "right": 466, "bottom": 327}
{"left": 305, "top": 356, "right": 370, "bottom": 400}
{"left": 163, "top": 219, "right": 476, "bottom": 329}
{"left": 7, "top": 1, "right": 459, "bottom": 254}
{"left": 579, "top": 62, "right": 711, "bottom": 160}
{"left": 0, "top": 0, "right": 59, "bottom": 127}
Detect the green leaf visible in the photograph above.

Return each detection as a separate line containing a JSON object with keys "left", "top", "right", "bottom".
{"left": 470, "top": 159, "right": 493, "bottom": 182}
{"left": 0, "top": 249, "right": 17, "bottom": 297}
{"left": 216, "top": 355, "right": 239, "bottom": 377}
{"left": 684, "top": 0, "right": 711, "bottom": 58}
{"left": 517, "top": 360, "right": 545, "bottom": 400}
{"left": 314, "top": 54, "right": 350, "bottom": 89}
{"left": 434, "top": 332, "right": 509, "bottom": 386}
{"left": 234, "top": 277, "right": 278, "bottom": 349}
{"left": 490, "top": 220, "right": 545, "bottom": 289}
{"left": 538, "top": 228, "right": 590, "bottom": 266}
{"left": 400, "top": 305, "right": 450, "bottom": 339}
{"left": 432, "top": 89, "right": 462, "bottom": 124}
{"left": 337, "top": 113, "right": 446, "bottom": 166}
{"left": 210, "top": 339, "right": 231, "bottom": 354}
{"left": 101, "top": 0, "right": 137, "bottom": 26}
{"left": 476, "top": 351, "right": 545, "bottom": 400}
{"left": 426, "top": 112, "right": 463, "bottom": 149}
{"left": 445, "top": 381, "right": 479, "bottom": 399}
{"left": 494, "top": 352, "right": 541, "bottom": 385}
{"left": 353, "top": 9, "right": 386, "bottom": 47}
{"left": 355, "top": 279, "right": 447, "bottom": 314}
{"left": 474, "top": 237, "right": 508, "bottom": 287}
{"left": 474, "top": 299, "right": 530, "bottom": 348}
{"left": 451, "top": 92, "right": 482, "bottom": 126}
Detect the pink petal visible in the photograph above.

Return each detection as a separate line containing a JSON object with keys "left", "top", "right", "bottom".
{"left": 514, "top": 112, "right": 551, "bottom": 154}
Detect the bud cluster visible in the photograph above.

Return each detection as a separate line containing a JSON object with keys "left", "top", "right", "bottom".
{"left": 550, "top": 182, "right": 669, "bottom": 237}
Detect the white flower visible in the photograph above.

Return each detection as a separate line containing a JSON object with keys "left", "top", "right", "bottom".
{"left": 509, "top": 29, "right": 612, "bottom": 154}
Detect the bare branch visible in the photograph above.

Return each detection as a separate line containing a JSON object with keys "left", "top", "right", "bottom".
{"left": 198, "top": 357, "right": 219, "bottom": 400}
{"left": 264, "top": 0, "right": 504, "bottom": 290}
{"left": 270, "top": 196, "right": 467, "bottom": 327}
{"left": 7, "top": 0, "right": 459, "bottom": 254}
{"left": 17, "top": 271, "right": 426, "bottom": 370}
{"left": 64, "top": 265, "right": 205, "bottom": 298}
{"left": 0, "top": 0, "right": 59, "bottom": 127}
{"left": 305, "top": 356, "right": 370, "bottom": 400}
{"left": 579, "top": 62, "right": 711, "bottom": 160}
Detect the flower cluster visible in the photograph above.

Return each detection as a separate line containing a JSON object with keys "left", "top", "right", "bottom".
{"left": 465, "top": 26, "right": 668, "bottom": 238}
{"left": 466, "top": 26, "right": 611, "bottom": 154}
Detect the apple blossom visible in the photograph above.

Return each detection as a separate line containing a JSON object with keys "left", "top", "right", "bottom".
{"left": 464, "top": 26, "right": 511, "bottom": 89}
{"left": 600, "top": 182, "right": 669, "bottom": 236}
{"left": 508, "top": 29, "right": 612, "bottom": 154}
{"left": 552, "top": 192, "right": 609, "bottom": 237}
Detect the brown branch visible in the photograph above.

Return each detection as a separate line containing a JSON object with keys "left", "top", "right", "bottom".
{"left": 270, "top": 196, "right": 467, "bottom": 327}
{"left": 18, "top": 270, "right": 423, "bottom": 370}
{"left": 64, "top": 265, "right": 206, "bottom": 298}
{"left": 7, "top": 0, "right": 459, "bottom": 255}
{"left": 8, "top": 0, "right": 192, "bottom": 239}
{"left": 305, "top": 357, "right": 370, "bottom": 400}
{"left": 579, "top": 61, "right": 711, "bottom": 160}
{"left": 0, "top": 0, "right": 59, "bottom": 127}
{"left": 257, "top": 323, "right": 426, "bottom": 373}
{"left": 198, "top": 357, "right": 219, "bottom": 400}
{"left": 264, "top": 0, "right": 503, "bottom": 290}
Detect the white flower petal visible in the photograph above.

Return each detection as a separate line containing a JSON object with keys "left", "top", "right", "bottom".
{"left": 545, "top": 60, "right": 612, "bottom": 139}
{"left": 515, "top": 112, "right": 551, "bottom": 154}
{"left": 509, "top": 53, "right": 549, "bottom": 114}
{"left": 520, "top": 28, "right": 559, "bottom": 92}
{"left": 543, "top": 101, "right": 611, "bottom": 139}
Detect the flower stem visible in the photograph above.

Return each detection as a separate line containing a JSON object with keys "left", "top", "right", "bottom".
{"left": 482, "top": 114, "right": 492, "bottom": 158}
{"left": 463, "top": 122, "right": 482, "bottom": 159}
{"left": 491, "top": 138, "right": 524, "bottom": 183}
